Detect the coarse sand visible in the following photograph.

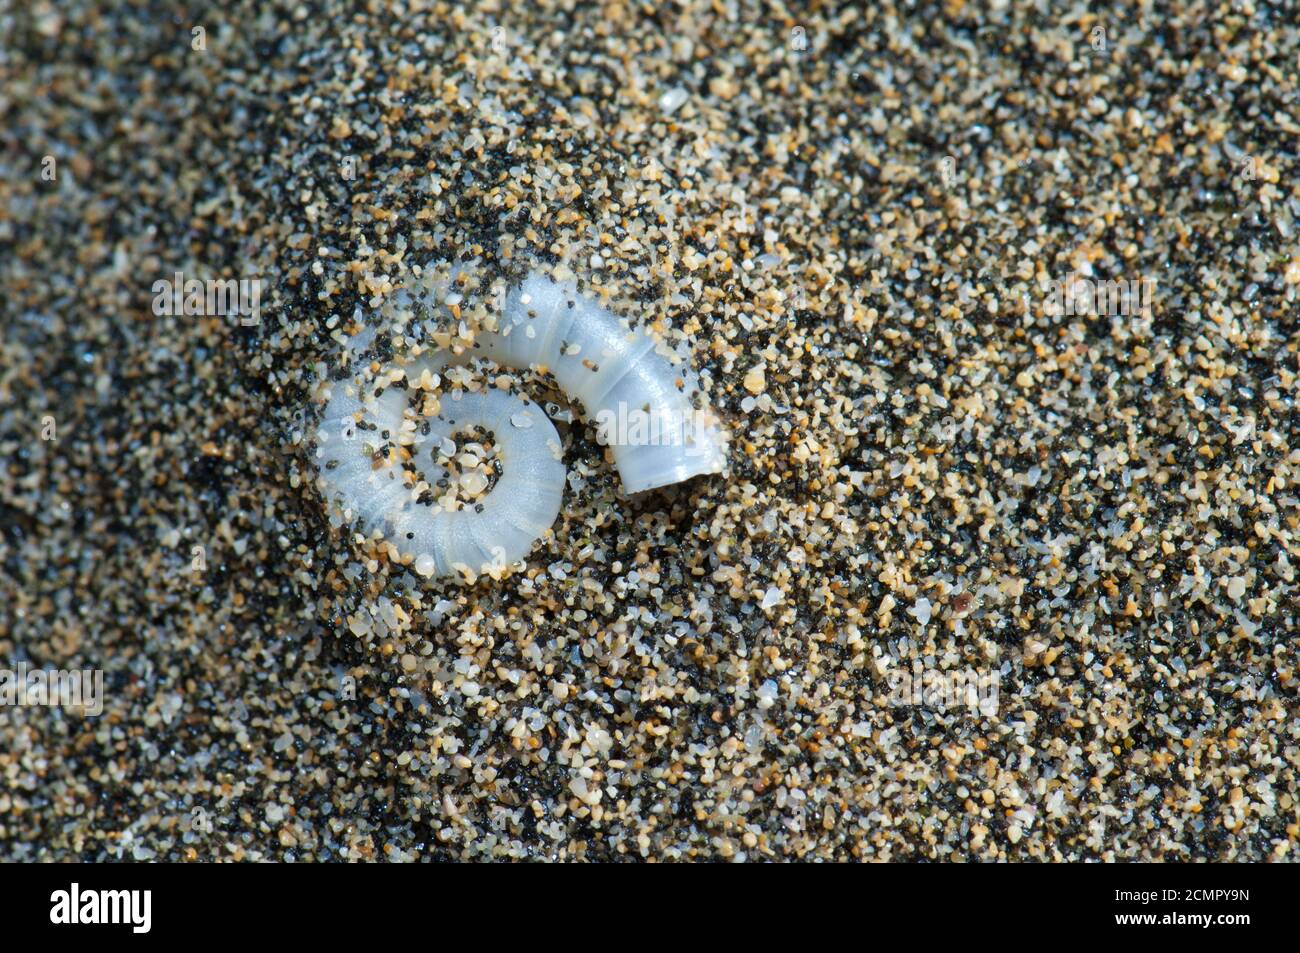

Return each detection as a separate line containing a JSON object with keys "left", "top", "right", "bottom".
{"left": 1, "top": 1, "right": 1297, "bottom": 861}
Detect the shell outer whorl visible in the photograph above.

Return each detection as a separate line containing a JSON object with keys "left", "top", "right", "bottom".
{"left": 492, "top": 273, "right": 728, "bottom": 492}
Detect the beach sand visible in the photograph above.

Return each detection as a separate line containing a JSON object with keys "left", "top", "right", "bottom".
{"left": 1, "top": 1, "right": 1297, "bottom": 860}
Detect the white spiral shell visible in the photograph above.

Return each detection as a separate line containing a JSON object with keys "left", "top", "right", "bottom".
{"left": 313, "top": 269, "right": 726, "bottom": 580}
